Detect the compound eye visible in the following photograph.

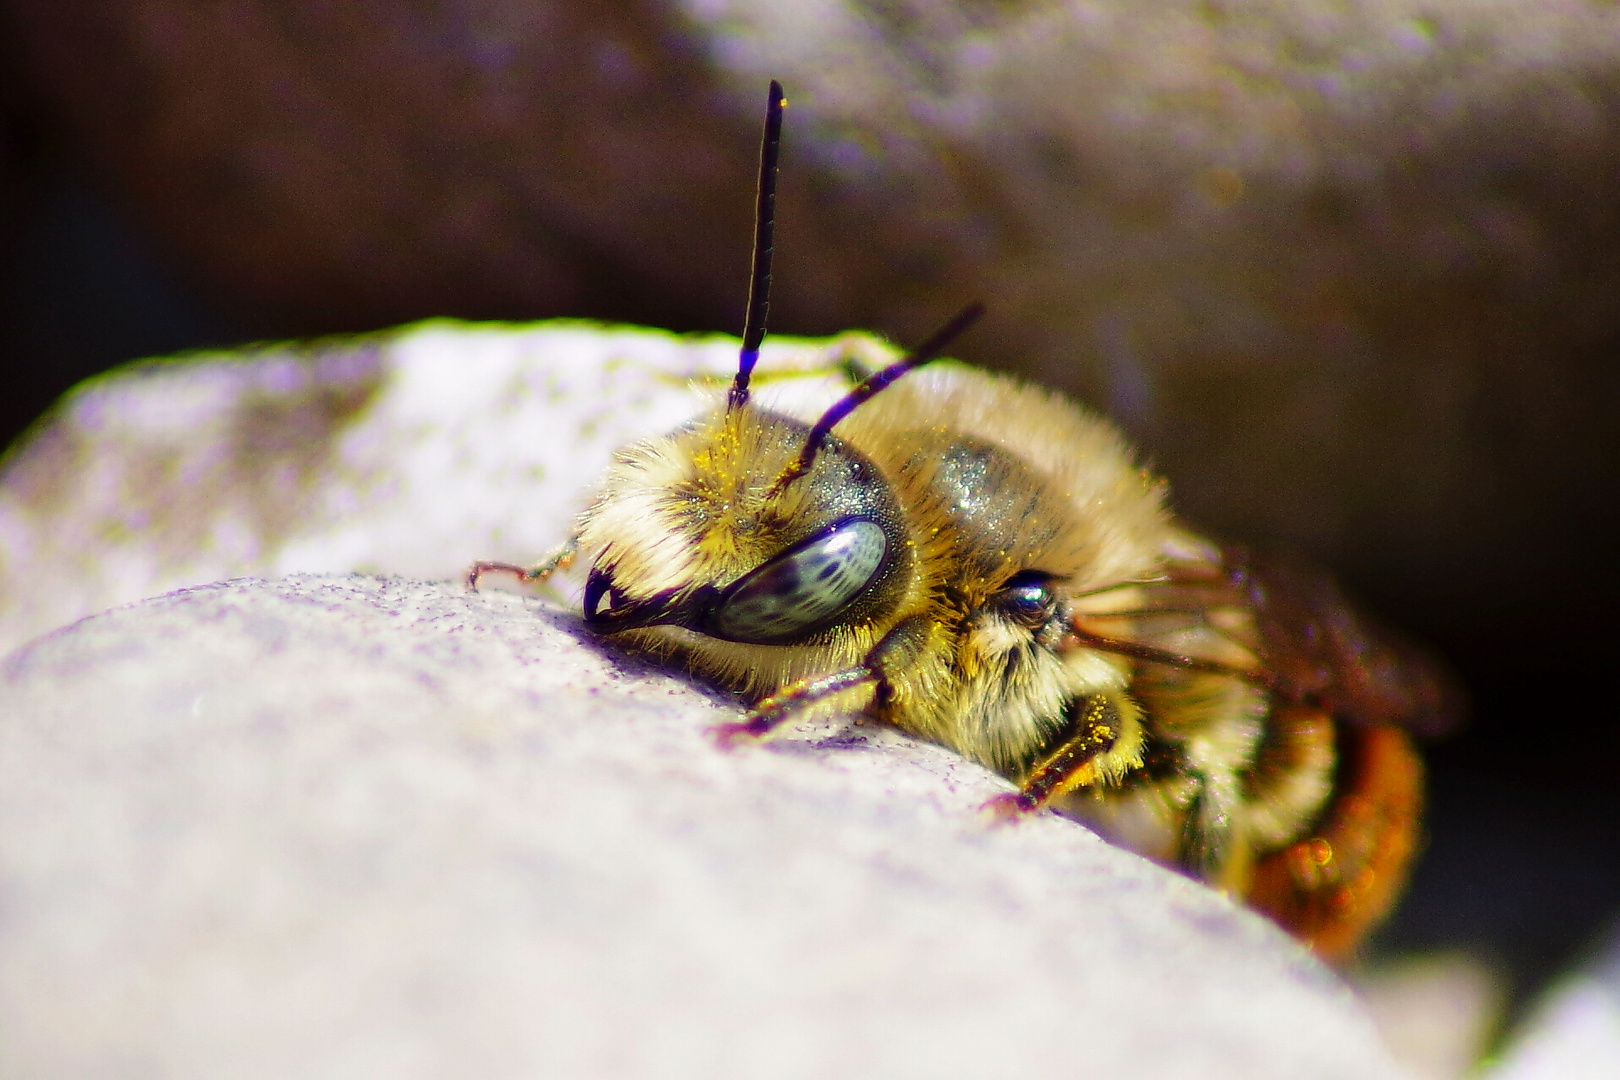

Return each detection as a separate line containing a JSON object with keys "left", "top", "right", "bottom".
{"left": 710, "top": 519, "right": 888, "bottom": 644}
{"left": 995, "top": 570, "right": 1057, "bottom": 627}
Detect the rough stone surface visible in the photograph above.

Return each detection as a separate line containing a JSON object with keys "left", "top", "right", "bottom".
{"left": 0, "top": 574, "right": 1409, "bottom": 1080}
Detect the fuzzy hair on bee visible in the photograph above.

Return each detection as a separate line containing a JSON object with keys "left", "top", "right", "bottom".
{"left": 587, "top": 357, "right": 1173, "bottom": 777}
{"left": 471, "top": 81, "right": 1456, "bottom": 961}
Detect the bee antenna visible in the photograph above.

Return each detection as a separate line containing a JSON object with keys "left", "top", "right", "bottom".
{"left": 729, "top": 80, "right": 787, "bottom": 411}
{"left": 770, "top": 302, "right": 986, "bottom": 493}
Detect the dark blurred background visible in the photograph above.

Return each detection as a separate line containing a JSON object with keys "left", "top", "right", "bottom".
{"left": 1, "top": 0, "right": 1615, "bottom": 1027}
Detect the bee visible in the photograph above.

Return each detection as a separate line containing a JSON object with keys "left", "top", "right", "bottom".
{"left": 471, "top": 82, "right": 1459, "bottom": 960}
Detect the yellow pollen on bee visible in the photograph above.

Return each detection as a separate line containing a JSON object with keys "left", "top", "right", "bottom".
{"left": 1058, "top": 762, "right": 1098, "bottom": 793}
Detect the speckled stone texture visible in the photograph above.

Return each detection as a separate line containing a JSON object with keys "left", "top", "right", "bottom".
{"left": 0, "top": 574, "right": 1409, "bottom": 1080}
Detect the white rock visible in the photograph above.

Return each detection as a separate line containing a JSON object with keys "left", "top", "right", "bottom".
{"left": 0, "top": 574, "right": 1408, "bottom": 1080}
{"left": 0, "top": 320, "right": 877, "bottom": 656}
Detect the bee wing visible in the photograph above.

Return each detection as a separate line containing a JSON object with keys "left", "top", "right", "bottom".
{"left": 1223, "top": 546, "right": 1464, "bottom": 738}
{"left": 1068, "top": 541, "right": 1464, "bottom": 739}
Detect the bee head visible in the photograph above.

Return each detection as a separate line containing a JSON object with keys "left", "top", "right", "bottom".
{"left": 576, "top": 400, "right": 910, "bottom": 646}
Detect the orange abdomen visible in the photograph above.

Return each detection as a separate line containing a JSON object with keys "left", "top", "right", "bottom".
{"left": 1245, "top": 723, "right": 1425, "bottom": 961}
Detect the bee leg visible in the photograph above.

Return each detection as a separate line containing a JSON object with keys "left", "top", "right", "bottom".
{"left": 1243, "top": 725, "right": 1423, "bottom": 962}
{"left": 711, "top": 613, "right": 929, "bottom": 748}
{"left": 466, "top": 535, "right": 579, "bottom": 591}
{"left": 710, "top": 667, "right": 876, "bottom": 749}
{"left": 1177, "top": 783, "right": 1241, "bottom": 886}
{"left": 982, "top": 694, "right": 1122, "bottom": 823}
{"left": 822, "top": 332, "right": 890, "bottom": 385}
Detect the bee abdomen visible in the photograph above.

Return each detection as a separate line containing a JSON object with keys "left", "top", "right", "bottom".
{"left": 1243, "top": 724, "right": 1423, "bottom": 960}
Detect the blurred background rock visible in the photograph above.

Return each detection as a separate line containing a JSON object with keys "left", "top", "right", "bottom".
{"left": 0, "top": 0, "right": 1615, "bottom": 1043}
